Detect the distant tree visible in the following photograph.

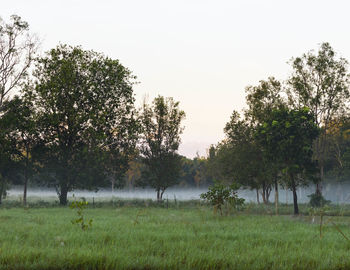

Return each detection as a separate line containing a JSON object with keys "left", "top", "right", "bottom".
{"left": 28, "top": 45, "right": 138, "bottom": 205}
{"left": 256, "top": 107, "right": 320, "bottom": 215}
{"left": 288, "top": 43, "right": 350, "bottom": 195}
{"left": 139, "top": 96, "right": 185, "bottom": 201}
{"left": 206, "top": 144, "right": 229, "bottom": 184}
{"left": 125, "top": 157, "right": 143, "bottom": 189}
{"left": 178, "top": 156, "right": 210, "bottom": 187}
{"left": 0, "top": 15, "right": 38, "bottom": 108}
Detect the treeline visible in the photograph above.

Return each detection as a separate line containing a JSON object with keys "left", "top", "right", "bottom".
{"left": 0, "top": 15, "right": 212, "bottom": 206}
{"left": 207, "top": 43, "right": 350, "bottom": 214}
{"left": 2, "top": 15, "right": 350, "bottom": 213}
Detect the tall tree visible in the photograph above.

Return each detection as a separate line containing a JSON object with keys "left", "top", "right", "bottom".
{"left": 28, "top": 44, "right": 138, "bottom": 205}
{"left": 245, "top": 77, "right": 285, "bottom": 210}
{"left": 256, "top": 107, "right": 320, "bottom": 215}
{"left": 223, "top": 111, "right": 273, "bottom": 204}
{"left": 139, "top": 96, "right": 185, "bottom": 201}
{"left": 288, "top": 43, "right": 350, "bottom": 195}
{"left": 0, "top": 15, "right": 38, "bottom": 108}
{"left": 0, "top": 15, "right": 38, "bottom": 203}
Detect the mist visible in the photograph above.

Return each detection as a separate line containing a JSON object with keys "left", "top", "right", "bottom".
{"left": 6, "top": 182, "right": 350, "bottom": 204}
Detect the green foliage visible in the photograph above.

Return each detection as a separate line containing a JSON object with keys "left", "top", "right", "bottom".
{"left": 256, "top": 107, "right": 320, "bottom": 214}
{"left": 27, "top": 44, "right": 138, "bottom": 205}
{"left": 70, "top": 197, "right": 93, "bottom": 231}
{"left": 139, "top": 96, "right": 185, "bottom": 201}
{"left": 200, "top": 183, "right": 245, "bottom": 215}
{"left": 308, "top": 193, "right": 331, "bottom": 208}
{"left": 288, "top": 43, "right": 350, "bottom": 194}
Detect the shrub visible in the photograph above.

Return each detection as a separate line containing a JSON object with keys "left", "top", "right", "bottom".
{"left": 308, "top": 193, "right": 331, "bottom": 208}
{"left": 200, "top": 183, "right": 245, "bottom": 215}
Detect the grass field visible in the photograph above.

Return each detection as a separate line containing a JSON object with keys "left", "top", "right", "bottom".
{"left": 1, "top": 203, "right": 350, "bottom": 269}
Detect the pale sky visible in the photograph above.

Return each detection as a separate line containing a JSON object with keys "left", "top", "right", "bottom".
{"left": 3, "top": 0, "right": 350, "bottom": 158}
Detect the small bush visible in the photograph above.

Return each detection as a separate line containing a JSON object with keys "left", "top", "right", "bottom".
{"left": 308, "top": 193, "right": 331, "bottom": 208}
{"left": 70, "top": 197, "right": 93, "bottom": 231}
{"left": 200, "top": 183, "right": 245, "bottom": 215}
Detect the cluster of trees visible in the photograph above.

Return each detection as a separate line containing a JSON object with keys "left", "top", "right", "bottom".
{"left": 123, "top": 155, "right": 212, "bottom": 190}
{"left": 0, "top": 15, "right": 188, "bottom": 205}
{"left": 3, "top": 15, "right": 350, "bottom": 214}
{"left": 208, "top": 43, "right": 350, "bottom": 214}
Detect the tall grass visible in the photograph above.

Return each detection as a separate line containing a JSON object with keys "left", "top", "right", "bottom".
{"left": 0, "top": 206, "right": 350, "bottom": 269}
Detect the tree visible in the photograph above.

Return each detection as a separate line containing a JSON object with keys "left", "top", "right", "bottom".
{"left": 256, "top": 107, "right": 320, "bottom": 215}
{"left": 139, "top": 96, "right": 185, "bottom": 201}
{"left": 323, "top": 117, "right": 350, "bottom": 202}
{"left": 288, "top": 43, "right": 350, "bottom": 195}
{"left": 28, "top": 44, "right": 138, "bottom": 205}
{"left": 0, "top": 15, "right": 38, "bottom": 108}
{"left": 0, "top": 94, "right": 38, "bottom": 205}
{"left": 0, "top": 100, "right": 19, "bottom": 203}
{"left": 245, "top": 77, "right": 285, "bottom": 210}
{"left": 219, "top": 78, "right": 286, "bottom": 204}
{"left": 177, "top": 155, "right": 211, "bottom": 187}
{"left": 125, "top": 157, "right": 143, "bottom": 189}
{"left": 0, "top": 15, "right": 38, "bottom": 204}
{"left": 223, "top": 111, "right": 273, "bottom": 204}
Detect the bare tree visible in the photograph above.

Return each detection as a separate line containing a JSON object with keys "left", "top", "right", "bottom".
{"left": 0, "top": 15, "right": 38, "bottom": 108}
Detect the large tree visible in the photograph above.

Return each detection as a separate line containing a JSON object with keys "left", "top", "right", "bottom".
{"left": 139, "top": 96, "right": 185, "bottom": 201}
{"left": 256, "top": 107, "right": 319, "bottom": 215}
{"left": 218, "top": 111, "right": 273, "bottom": 204}
{"left": 0, "top": 15, "right": 38, "bottom": 203}
{"left": 28, "top": 44, "right": 138, "bottom": 205}
{"left": 288, "top": 43, "right": 350, "bottom": 195}
{"left": 244, "top": 77, "right": 285, "bottom": 209}
{"left": 212, "top": 78, "right": 285, "bottom": 205}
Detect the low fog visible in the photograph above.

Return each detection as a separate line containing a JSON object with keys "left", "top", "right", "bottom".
{"left": 7, "top": 182, "right": 350, "bottom": 204}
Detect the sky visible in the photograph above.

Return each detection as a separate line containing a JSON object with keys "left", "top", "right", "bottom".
{"left": 3, "top": 0, "right": 350, "bottom": 158}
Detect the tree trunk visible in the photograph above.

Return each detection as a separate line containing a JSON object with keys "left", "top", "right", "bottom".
{"left": 261, "top": 183, "right": 266, "bottom": 204}
{"left": 23, "top": 172, "right": 28, "bottom": 206}
{"left": 256, "top": 189, "right": 260, "bottom": 204}
{"left": 0, "top": 183, "right": 3, "bottom": 205}
{"left": 316, "top": 165, "right": 323, "bottom": 196}
{"left": 291, "top": 176, "right": 299, "bottom": 215}
{"left": 59, "top": 184, "right": 69, "bottom": 205}
{"left": 265, "top": 186, "right": 271, "bottom": 203}
{"left": 157, "top": 189, "right": 161, "bottom": 202}
{"left": 0, "top": 174, "right": 5, "bottom": 205}
{"left": 23, "top": 150, "right": 29, "bottom": 206}
{"left": 274, "top": 180, "right": 279, "bottom": 215}
{"left": 111, "top": 178, "right": 115, "bottom": 194}
{"left": 160, "top": 189, "right": 165, "bottom": 200}
{"left": 261, "top": 191, "right": 266, "bottom": 204}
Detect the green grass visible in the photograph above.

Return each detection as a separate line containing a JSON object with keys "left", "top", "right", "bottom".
{"left": 1, "top": 205, "right": 350, "bottom": 269}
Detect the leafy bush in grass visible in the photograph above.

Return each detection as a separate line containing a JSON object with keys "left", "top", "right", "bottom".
{"left": 200, "top": 183, "right": 245, "bottom": 215}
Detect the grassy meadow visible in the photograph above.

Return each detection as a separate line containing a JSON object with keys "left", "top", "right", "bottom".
{"left": 1, "top": 201, "right": 350, "bottom": 269}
